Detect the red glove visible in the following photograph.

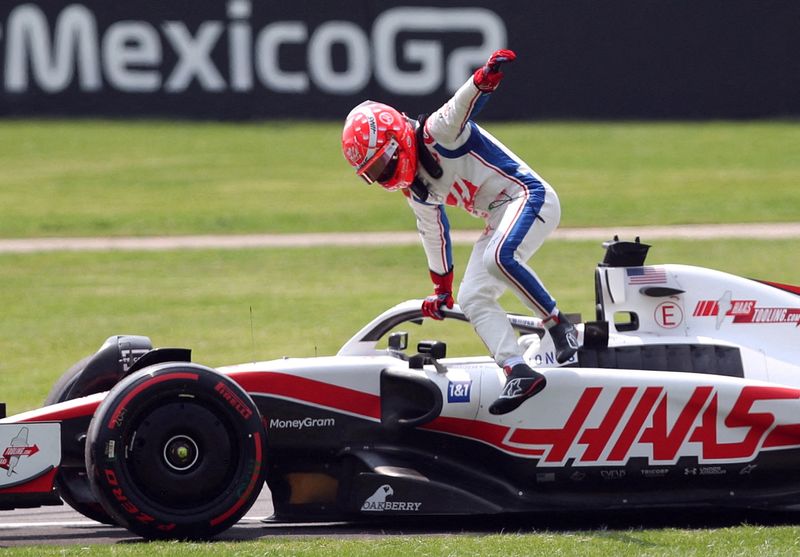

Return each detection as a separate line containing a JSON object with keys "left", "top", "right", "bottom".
{"left": 473, "top": 49, "right": 517, "bottom": 92}
{"left": 421, "top": 270, "right": 454, "bottom": 320}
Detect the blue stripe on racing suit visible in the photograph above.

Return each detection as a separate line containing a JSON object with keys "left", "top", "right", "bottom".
{"left": 409, "top": 190, "right": 454, "bottom": 274}
{"left": 470, "top": 93, "right": 491, "bottom": 120}
{"left": 498, "top": 194, "right": 555, "bottom": 315}
{"left": 434, "top": 122, "right": 553, "bottom": 313}
{"left": 438, "top": 203, "right": 454, "bottom": 272}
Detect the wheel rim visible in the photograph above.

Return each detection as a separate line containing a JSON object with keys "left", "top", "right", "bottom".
{"left": 125, "top": 399, "right": 239, "bottom": 509}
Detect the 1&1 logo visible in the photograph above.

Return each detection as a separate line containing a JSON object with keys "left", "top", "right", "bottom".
{"left": 447, "top": 380, "right": 471, "bottom": 403}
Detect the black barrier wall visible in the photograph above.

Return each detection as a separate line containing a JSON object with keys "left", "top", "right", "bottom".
{"left": 0, "top": 0, "right": 798, "bottom": 119}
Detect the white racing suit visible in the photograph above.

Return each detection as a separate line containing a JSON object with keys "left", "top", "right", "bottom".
{"left": 406, "top": 77, "right": 561, "bottom": 366}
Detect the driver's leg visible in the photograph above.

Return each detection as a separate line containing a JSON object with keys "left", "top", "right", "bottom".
{"left": 456, "top": 231, "right": 521, "bottom": 365}
{"left": 483, "top": 185, "right": 578, "bottom": 366}
{"left": 457, "top": 227, "right": 546, "bottom": 416}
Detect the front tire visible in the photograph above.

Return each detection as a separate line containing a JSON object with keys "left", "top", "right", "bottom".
{"left": 85, "top": 363, "right": 266, "bottom": 539}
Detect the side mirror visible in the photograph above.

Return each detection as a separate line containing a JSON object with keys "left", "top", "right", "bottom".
{"left": 388, "top": 332, "right": 408, "bottom": 351}
{"left": 417, "top": 340, "right": 446, "bottom": 360}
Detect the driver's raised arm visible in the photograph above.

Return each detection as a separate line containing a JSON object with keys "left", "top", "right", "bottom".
{"left": 425, "top": 49, "right": 517, "bottom": 146}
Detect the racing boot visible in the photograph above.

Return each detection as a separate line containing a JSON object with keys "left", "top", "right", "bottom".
{"left": 488, "top": 363, "right": 546, "bottom": 415}
{"left": 545, "top": 311, "right": 579, "bottom": 364}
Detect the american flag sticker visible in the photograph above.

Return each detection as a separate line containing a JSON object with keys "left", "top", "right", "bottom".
{"left": 626, "top": 266, "right": 667, "bottom": 285}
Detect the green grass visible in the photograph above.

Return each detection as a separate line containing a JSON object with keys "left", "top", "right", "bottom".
{"left": 4, "top": 526, "right": 800, "bottom": 556}
{"left": 0, "top": 120, "right": 798, "bottom": 237}
{"left": 2, "top": 238, "right": 798, "bottom": 416}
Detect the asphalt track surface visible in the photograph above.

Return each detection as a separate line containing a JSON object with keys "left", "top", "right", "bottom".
{"left": 2, "top": 222, "right": 800, "bottom": 546}
{"left": 3, "top": 487, "right": 800, "bottom": 547}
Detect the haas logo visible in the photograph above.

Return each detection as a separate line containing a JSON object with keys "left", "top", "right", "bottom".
{"left": 344, "top": 144, "right": 362, "bottom": 166}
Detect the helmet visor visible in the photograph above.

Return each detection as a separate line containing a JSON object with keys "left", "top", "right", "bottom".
{"left": 357, "top": 138, "right": 399, "bottom": 185}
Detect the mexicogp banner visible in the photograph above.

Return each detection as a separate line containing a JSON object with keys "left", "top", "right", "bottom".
{"left": 0, "top": 0, "right": 798, "bottom": 119}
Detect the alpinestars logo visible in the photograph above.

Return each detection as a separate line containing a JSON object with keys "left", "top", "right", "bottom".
{"left": 566, "top": 332, "right": 579, "bottom": 350}
{"left": 0, "top": 427, "right": 39, "bottom": 476}
{"left": 360, "top": 484, "right": 422, "bottom": 512}
{"left": 500, "top": 377, "right": 543, "bottom": 399}
{"left": 499, "top": 378, "right": 527, "bottom": 399}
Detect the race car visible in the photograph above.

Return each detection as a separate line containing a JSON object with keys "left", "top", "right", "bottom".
{"left": 3, "top": 237, "right": 800, "bottom": 540}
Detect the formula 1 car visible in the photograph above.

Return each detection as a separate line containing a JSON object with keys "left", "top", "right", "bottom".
{"left": 3, "top": 237, "right": 800, "bottom": 539}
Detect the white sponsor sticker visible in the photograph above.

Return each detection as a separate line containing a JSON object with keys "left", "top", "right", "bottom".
{"left": 360, "top": 484, "right": 423, "bottom": 512}
{"left": 0, "top": 423, "right": 61, "bottom": 488}
{"left": 269, "top": 417, "right": 335, "bottom": 430}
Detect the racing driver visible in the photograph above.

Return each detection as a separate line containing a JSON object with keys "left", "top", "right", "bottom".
{"left": 341, "top": 49, "right": 579, "bottom": 415}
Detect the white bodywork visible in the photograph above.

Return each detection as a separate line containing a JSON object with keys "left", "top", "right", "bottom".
{"left": 223, "top": 261, "right": 800, "bottom": 467}
{"left": 0, "top": 422, "right": 60, "bottom": 488}
{"left": 596, "top": 264, "right": 799, "bottom": 385}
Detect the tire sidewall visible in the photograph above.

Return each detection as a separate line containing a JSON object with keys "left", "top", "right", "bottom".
{"left": 86, "top": 362, "right": 265, "bottom": 539}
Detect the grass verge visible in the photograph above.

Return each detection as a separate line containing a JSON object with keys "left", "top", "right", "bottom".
{"left": 0, "top": 120, "right": 798, "bottom": 237}
{"left": 4, "top": 525, "right": 800, "bottom": 556}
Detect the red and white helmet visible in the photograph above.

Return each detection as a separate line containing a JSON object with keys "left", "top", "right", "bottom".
{"left": 341, "top": 101, "right": 417, "bottom": 191}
